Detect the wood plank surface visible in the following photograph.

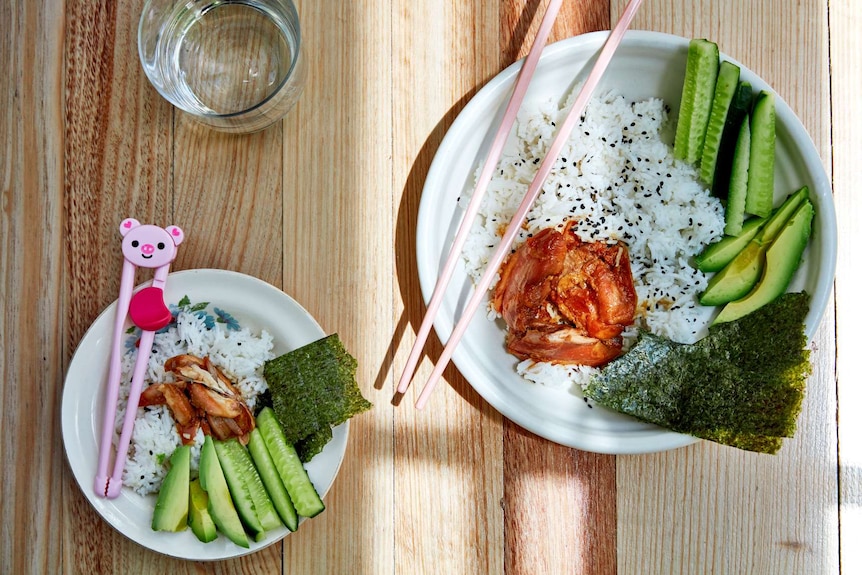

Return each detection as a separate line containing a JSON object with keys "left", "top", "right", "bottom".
{"left": 498, "top": 4, "right": 616, "bottom": 575}
{"left": 392, "top": 1, "right": 505, "bottom": 573}
{"left": 1, "top": 1, "right": 65, "bottom": 574}
{"left": 831, "top": 0, "right": 862, "bottom": 573}
{"left": 0, "top": 0, "right": 851, "bottom": 573}
{"left": 615, "top": 2, "right": 838, "bottom": 574}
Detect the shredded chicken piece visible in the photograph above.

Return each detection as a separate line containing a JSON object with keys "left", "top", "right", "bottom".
{"left": 139, "top": 354, "right": 255, "bottom": 444}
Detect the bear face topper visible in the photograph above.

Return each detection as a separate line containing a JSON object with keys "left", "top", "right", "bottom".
{"left": 119, "top": 218, "right": 184, "bottom": 269}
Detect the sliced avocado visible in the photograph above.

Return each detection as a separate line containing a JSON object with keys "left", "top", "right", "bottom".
{"left": 188, "top": 478, "right": 218, "bottom": 543}
{"left": 699, "top": 186, "right": 809, "bottom": 306}
{"left": 199, "top": 436, "right": 249, "bottom": 548}
{"left": 215, "top": 438, "right": 283, "bottom": 541}
{"left": 760, "top": 186, "right": 809, "bottom": 242}
{"left": 699, "top": 240, "right": 763, "bottom": 305}
{"left": 248, "top": 428, "right": 299, "bottom": 531}
{"left": 152, "top": 445, "right": 190, "bottom": 532}
{"left": 713, "top": 200, "right": 813, "bottom": 324}
{"left": 696, "top": 216, "right": 766, "bottom": 272}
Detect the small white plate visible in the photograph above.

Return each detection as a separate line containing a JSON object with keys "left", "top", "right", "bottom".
{"left": 61, "top": 269, "right": 348, "bottom": 560}
{"left": 417, "top": 31, "right": 836, "bottom": 454}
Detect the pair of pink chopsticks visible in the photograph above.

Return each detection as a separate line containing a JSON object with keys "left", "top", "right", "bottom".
{"left": 95, "top": 219, "right": 184, "bottom": 498}
{"left": 398, "top": 0, "right": 645, "bottom": 408}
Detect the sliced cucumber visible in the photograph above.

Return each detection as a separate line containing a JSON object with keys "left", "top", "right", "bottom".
{"left": 674, "top": 39, "right": 720, "bottom": 164}
{"left": 745, "top": 92, "right": 776, "bottom": 217}
{"left": 724, "top": 114, "right": 751, "bottom": 236}
{"left": 700, "top": 61, "right": 741, "bottom": 187}
{"left": 248, "top": 428, "right": 299, "bottom": 531}
{"left": 213, "top": 439, "right": 265, "bottom": 540}
{"left": 257, "top": 407, "right": 326, "bottom": 519}
{"left": 215, "top": 438, "right": 283, "bottom": 538}
{"left": 199, "top": 436, "right": 248, "bottom": 548}
{"left": 712, "top": 81, "right": 754, "bottom": 198}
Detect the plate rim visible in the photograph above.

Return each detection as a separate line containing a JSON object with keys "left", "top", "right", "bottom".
{"left": 60, "top": 268, "right": 349, "bottom": 560}
{"left": 416, "top": 30, "right": 836, "bottom": 455}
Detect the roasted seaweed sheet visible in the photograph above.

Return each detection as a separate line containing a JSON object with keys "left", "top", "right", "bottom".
{"left": 584, "top": 292, "right": 811, "bottom": 454}
{"left": 262, "top": 334, "right": 372, "bottom": 461}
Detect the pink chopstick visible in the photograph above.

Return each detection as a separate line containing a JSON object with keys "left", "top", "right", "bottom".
{"left": 95, "top": 219, "right": 184, "bottom": 498}
{"left": 413, "top": 0, "right": 645, "bottom": 409}
{"left": 397, "top": 0, "right": 564, "bottom": 395}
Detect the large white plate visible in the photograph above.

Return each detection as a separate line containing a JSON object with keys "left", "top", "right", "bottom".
{"left": 61, "top": 269, "right": 349, "bottom": 560}
{"left": 417, "top": 31, "right": 836, "bottom": 454}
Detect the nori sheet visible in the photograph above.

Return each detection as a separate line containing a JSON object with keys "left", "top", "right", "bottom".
{"left": 262, "top": 334, "right": 372, "bottom": 462}
{"left": 584, "top": 292, "right": 811, "bottom": 454}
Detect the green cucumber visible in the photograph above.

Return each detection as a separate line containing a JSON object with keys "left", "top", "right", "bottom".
{"left": 745, "top": 92, "right": 776, "bottom": 217}
{"left": 700, "top": 61, "right": 741, "bottom": 187}
{"left": 213, "top": 439, "right": 264, "bottom": 540}
{"left": 199, "top": 436, "right": 248, "bottom": 548}
{"left": 215, "top": 438, "right": 283, "bottom": 539}
{"left": 248, "top": 428, "right": 299, "bottom": 531}
{"left": 257, "top": 407, "right": 326, "bottom": 519}
{"left": 674, "top": 39, "right": 720, "bottom": 164}
{"left": 724, "top": 114, "right": 751, "bottom": 236}
{"left": 696, "top": 216, "right": 766, "bottom": 272}
{"left": 712, "top": 81, "right": 754, "bottom": 198}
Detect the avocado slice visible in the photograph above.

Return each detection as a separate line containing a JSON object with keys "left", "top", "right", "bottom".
{"left": 696, "top": 216, "right": 766, "bottom": 272}
{"left": 713, "top": 200, "right": 813, "bottom": 324}
{"left": 699, "top": 186, "right": 809, "bottom": 306}
{"left": 151, "top": 445, "right": 190, "bottom": 532}
{"left": 188, "top": 478, "right": 218, "bottom": 543}
{"left": 199, "top": 436, "right": 249, "bottom": 548}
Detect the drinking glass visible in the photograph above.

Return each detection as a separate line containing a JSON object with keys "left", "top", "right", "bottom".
{"left": 138, "top": 0, "right": 305, "bottom": 133}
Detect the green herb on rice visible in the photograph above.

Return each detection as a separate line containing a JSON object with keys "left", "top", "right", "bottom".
{"left": 583, "top": 292, "right": 811, "bottom": 454}
{"left": 261, "top": 334, "right": 372, "bottom": 462}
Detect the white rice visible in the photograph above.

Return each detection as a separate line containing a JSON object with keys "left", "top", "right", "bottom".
{"left": 460, "top": 89, "right": 724, "bottom": 392}
{"left": 114, "top": 307, "right": 274, "bottom": 495}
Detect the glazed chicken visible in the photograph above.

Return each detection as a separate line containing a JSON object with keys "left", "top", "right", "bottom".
{"left": 139, "top": 354, "right": 255, "bottom": 445}
{"left": 492, "top": 223, "right": 637, "bottom": 367}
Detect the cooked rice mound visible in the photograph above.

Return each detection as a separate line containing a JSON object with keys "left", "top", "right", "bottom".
{"left": 459, "top": 89, "right": 724, "bottom": 392}
{"left": 115, "top": 309, "right": 274, "bottom": 495}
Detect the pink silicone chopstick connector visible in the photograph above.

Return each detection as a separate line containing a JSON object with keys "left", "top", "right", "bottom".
{"left": 396, "top": 0, "right": 564, "bottom": 396}
{"left": 413, "top": 0, "right": 646, "bottom": 410}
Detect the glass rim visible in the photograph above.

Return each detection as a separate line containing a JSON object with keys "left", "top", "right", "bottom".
{"left": 137, "top": 0, "right": 303, "bottom": 120}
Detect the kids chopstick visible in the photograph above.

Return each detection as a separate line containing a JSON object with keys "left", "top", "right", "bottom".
{"left": 413, "top": 0, "right": 645, "bottom": 409}
{"left": 95, "top": 219, "right": 184, "bottom": 498}
{"left": 396, "top": 0, "right": 564, "bottom": 395}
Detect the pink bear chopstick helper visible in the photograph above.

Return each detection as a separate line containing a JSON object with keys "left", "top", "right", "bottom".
{"left": 95, "top": 218, "right": 184, "bottom": 498}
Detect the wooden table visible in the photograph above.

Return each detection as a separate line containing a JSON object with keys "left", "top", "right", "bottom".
{"left": 3, "top": 0, "right": 858, "bottom": 573}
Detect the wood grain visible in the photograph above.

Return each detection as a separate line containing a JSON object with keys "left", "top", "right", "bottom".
{"left": 831, "top": 0, "right": 862, "bottom": 572}
{"left": 0, "top": 0, "right": 850, "bottom": 572}
{"left": 391, "top": 1, "right": 505, "bottom": 573}
{"left": 615, "top": 1, "right": 839, "bottom": 574}
{"left": 280, "top": 1, "right": 398, "bottom": 573}
{"left": 1, "top": 0, "right": 65, "bottom": 573}
{"left": 499, "top": 3, "right": 616, "bottom": 575}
